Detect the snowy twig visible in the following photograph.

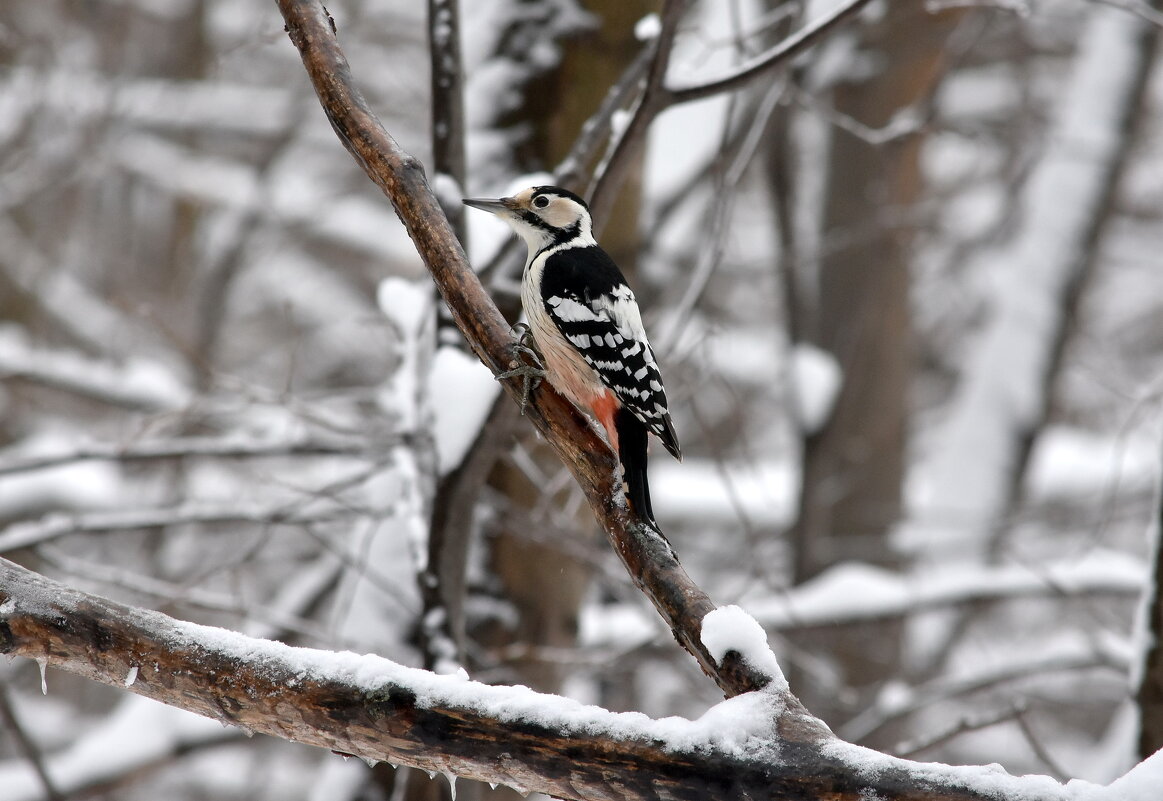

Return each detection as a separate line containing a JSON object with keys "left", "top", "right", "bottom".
{"left": 36, "top": 545, "right": 336, "bottom": 642}
{"left": 895, "top": 702, "right": 1025, "bottom": 757}
{"left": 0, "top": 501, "right": 386, "bottom": 554}
{"left": 842, "top": 650, "right": 1127, "bottom": 744}
{"left": 553, "top": 44, "right": 656, "bottom": 192}
{"left": 0, "top": 328, "right": 190, "bottom": 411}
{"left": 586, "top": 0, "right": 691, "bottom": 227}
{"left": 0, "top": 434, "right": 378, "bottom": 478}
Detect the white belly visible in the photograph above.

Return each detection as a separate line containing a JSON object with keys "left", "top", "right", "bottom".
{"left": 522, "top": 257, "right": 606, "bottom": 412}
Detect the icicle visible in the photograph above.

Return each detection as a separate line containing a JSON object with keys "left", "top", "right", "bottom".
{"left": 443, "top": 771, "right": 457, "bottom": 801}
{"left": 362, "top": 757, "right": 378, "bottom": 769}
{"left": 124, "top": 665, "right": 138, "bottom": 687}
{"left": 35, "top": 657, "right": 47, "bottom": 695}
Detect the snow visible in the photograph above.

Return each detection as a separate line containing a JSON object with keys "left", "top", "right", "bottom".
{"left": 1024, "top": 425, "right": 1158, "bottom": 500}
{"left": 790, "top": 342, "right": 843, "bottom": 434}
{"left": 428, "top": 346, "right": 500, "bottom": 474}
{"left": 0, "top": 434, "right": 122, "bottom": 519}
{"left": 579, "top": 603, "right": 661, "bottom": 649}
{"left": 651, "top": 458, "right": 796, "bottom": 527}
{"left": 431, "top": 172, "right": 465, "bottom": 215}
{"left": 1098, "top": 749, "right": 1163, "bottom": 801}
{"left": 0, "top": 326, "right": 190, "bottom": 411}
{"left": 747, "top": 549, "right": 1143, "bottom": 629}
{"left": 634, "top": 13, "right": 661, "bottom": 41}
{"left": 700, "top": 605, "right": 788, "bottom": 691}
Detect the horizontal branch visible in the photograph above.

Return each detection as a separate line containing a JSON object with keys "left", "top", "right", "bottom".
{"left": 0, "top": 435, "right": 385, "bottom": 478}
{"left": 0, "top": 558, "right": 1083, "bottom": 801}
{"left": 0, "top": 502, "right": 380, "bottom": 554}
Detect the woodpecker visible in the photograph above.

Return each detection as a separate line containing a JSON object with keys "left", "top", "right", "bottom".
{"left": 464, "top": 186, "right": 681, "bottom": 525}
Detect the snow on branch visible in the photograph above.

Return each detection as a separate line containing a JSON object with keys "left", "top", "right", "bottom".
{"left": 0, "top": 327, "right": 190, "bottom": 411}
{"left": 0, "top": 434, "right": 380, "bottom": 478}
{"left": 5, "top": 556, "right": 1153, "bottom": 801}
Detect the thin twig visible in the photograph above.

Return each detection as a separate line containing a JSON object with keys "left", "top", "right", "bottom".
{"left": 0, "top": 435, "right": 381, "bottom": 478}
{"left": 0, "top": 686, "right": 63, "bottom": 801}
{"left": 666, "top": 0, "right": 878, "bottom": 105}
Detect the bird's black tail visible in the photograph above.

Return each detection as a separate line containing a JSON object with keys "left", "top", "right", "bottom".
{"left": 615, "top": 406, "right": 655, "bottom": 525}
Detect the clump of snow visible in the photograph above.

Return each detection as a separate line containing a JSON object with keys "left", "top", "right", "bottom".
{"left": 427, "top": 346, "right": 500, "bottom": 474}
{"left": 700, "top": 605, "right": 787, "bottom": 692}
{"left": 634, "top": 13, "right": 661, "bottom": 41}
{"left": 790, "top": 342, "right": 842, "bottom": 434}
{"left": 610, "top": 109, "right": 632, "bottom": 140}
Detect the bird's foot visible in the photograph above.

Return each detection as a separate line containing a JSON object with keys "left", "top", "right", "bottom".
{"left": 497, "top": 325, "right": 546, "bottom": 415}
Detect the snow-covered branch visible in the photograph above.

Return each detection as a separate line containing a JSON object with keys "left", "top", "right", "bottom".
{"left": 5, "top": 557, "right": 1157, "bottom": 801}
{"left": 0, "top": 435, "right": 378, "bottom": 478}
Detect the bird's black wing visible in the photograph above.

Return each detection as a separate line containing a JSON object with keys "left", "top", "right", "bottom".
{"left": 539, "top": 246, "right": 681, "bottom": 460}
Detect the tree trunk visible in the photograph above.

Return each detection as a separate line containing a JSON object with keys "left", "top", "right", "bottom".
{"left": 787, "top": 1, "right": 961, "bottom": 740}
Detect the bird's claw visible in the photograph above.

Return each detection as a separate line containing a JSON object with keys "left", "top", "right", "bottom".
{"left": 497, "top": 326, "right": 546, "bottom": 415}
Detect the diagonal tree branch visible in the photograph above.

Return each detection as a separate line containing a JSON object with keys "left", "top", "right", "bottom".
{"left": 275, "top": 0, "right": 772, "bottom": 699}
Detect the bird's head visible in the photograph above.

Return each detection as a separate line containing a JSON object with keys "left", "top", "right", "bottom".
{"left": 464, "top": 186, "right": 595, "bottom": 255}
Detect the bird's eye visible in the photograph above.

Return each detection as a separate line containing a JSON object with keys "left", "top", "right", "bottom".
{"left": 532, "top": 195, "right": 549, "bottom": 209}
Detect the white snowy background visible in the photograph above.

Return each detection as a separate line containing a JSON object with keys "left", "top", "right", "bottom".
{"left": 0, "top": 0, "right": 1161, "bottom": 799}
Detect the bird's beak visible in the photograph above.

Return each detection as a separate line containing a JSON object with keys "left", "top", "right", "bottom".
{"left": 463, "top": 196, "right": 516, "bottom": 216}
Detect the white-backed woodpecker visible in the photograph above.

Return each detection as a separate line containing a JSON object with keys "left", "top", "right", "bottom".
{"left": 464, "top": 186, "right": 681, "bottom": 525}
